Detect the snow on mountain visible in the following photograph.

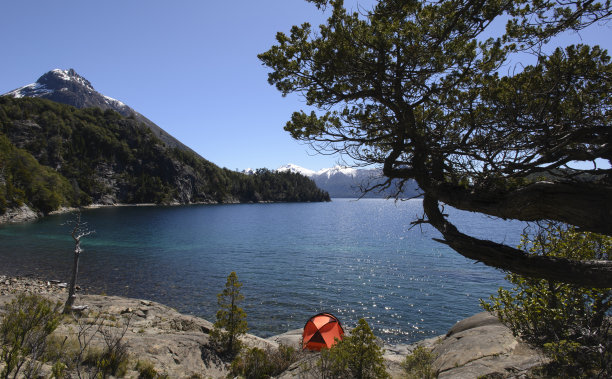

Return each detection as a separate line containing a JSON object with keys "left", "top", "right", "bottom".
{"left": 102, "top": 94, "right": 129, "bottom": 111}
{"left": 276, "top": 163, "right": 360, "bottom": 178}
{"left": 2, "top": 68, "right": 191, "bottom": 153}
{"left": 276, "top": 164, "right": 420, "bottom": 198}
{"left": 7, "top": 69, "right": 91, "bottom": 98}
{"left": 316, "top": 165, "right": 359, "bottom": 178}
{"left": 6, "top": 82, "right": 53, "bottom": 98}
{"left": 277, "top": 163, "right": 316, "bottom": 177}
{"left": 49, "top": 68, "right": 94, "bottom": 90}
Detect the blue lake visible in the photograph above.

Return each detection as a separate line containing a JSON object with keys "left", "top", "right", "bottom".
{"left": 0, "top": 199, "right": 525, "bottom": 344}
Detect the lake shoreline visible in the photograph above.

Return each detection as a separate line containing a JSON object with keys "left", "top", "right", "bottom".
{"left": 0, "top": 197, "right": 336, "bottom": 226}
{"left": 0, "top": 274, "right": 547, "bottom": 378}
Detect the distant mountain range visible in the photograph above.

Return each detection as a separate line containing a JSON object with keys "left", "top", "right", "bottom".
{"left": 276, "top": 164, "right": 421, "bottom": 198}
{"left": 0, "top": 69, "right": 329, "bottom": 219}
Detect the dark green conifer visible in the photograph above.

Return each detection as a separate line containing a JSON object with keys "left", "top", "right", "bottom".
{"left": 210, "top": 271, "right": 248, "bottom": 357}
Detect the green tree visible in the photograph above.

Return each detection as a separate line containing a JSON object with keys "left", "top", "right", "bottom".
{"left": 210, "top": 271, "right": 248, "bottom": 357}
{"left": 481, "top": 225, "right": 612, "bottom": 376}
{"left": 319, "top": 318, "right": 389, "bottom": 379}
{"left": 259, "top": 0, "right": 612, "bottom": 287}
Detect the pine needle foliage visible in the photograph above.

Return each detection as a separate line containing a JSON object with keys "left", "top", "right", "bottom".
{"left": 210, "top": 271, "right": 248, "bottom": 357}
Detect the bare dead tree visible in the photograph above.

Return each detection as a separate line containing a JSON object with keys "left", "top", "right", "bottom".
{"left": 63, "top": 212, "right": 94, "bottom": 314}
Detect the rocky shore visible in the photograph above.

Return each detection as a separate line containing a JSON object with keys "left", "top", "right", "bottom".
{"left": 0, "top": 203, "right": 169, "bottom": 225}
{"left": 0, "top": 276, "right": 548, "bottom": 378}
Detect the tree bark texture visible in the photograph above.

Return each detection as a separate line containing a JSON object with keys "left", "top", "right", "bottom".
{"left": 64, "top": 240, "right": 80, "bottom": 313}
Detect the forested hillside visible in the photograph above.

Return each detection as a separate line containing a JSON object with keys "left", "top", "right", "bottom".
{"left": 0, "top": 97, "right": 329, "bottom": 216}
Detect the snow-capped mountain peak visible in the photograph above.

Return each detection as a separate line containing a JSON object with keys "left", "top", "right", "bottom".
{"left": 276, "top": 163, "right": 316, "bottom": 177}
{"left": 316, "top": 165, "right": 358, "bottom": 178}
{"left": 48, "top": 68, "right": 94, "bottom": 90}
{"left": 2, "top": 68, "right": 192, "bottom": 152}
{"left": 276, "top": 163, "right": 420, "bottom": 198}
{"left": 6, "top": 69, "right": 96, "bottom": 99}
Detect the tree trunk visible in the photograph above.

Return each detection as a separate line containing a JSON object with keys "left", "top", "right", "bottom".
{"left": 428, "top": 181, "right": 612, "bottom": 237}
{"left": 422, "top": 194, "right": 612, "bottom": 288}
{"left": 64, "top": 240, "right": 81, "bottom": 313}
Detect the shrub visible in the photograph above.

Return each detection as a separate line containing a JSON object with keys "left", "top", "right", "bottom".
{"left": 136, "top": 360, "right": 159, "bottom": 379}
{"left": 44, "top": 334, "right": 81, "bottom": 371}
{"left": 91, "top": 323, "right": 130, "bottom": 377}
{"left": 50, "top": 361, "right": 67, "bottom": 378}
{"left": 0, "top": 294, "right": 62, "bottom": 379}
{"left": 318, "top": 318, "right": 389, "bottom": 379}
{"left": 231, "top": 347, "right": 271, "bottom": 379}
{"left": 481, "top": 225, "right": 612, "bottom": 377}
{"left": 402, "top": 346, "right": 437, "bottom": 379}
{"left": 230, "top": 344, "right": 301, "bottom": 379}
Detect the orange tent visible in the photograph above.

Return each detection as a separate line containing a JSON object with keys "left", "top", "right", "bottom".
{"left": 302, "top": 313, "right": 345, "bottom": 351}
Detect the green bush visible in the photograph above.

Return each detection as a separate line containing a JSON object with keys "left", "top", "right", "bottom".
{"left": 231, "top": 347, "right": 271, "bottom": 379}
{"left": 481, "top": 225, "right": 612, "bottom": 377}
{"left": 318, "top": 318, "right": 389, "bottom": 379}
{"left": 83, "top": 343, "right": 129, "bottom": 378}
{"left": 0, "top": 294, "right": 62, "bottom": 379}
{"left": 50, "top": 360, "right": 67, "bottom": 378}
{"left": 402, "top": 346, "right": 437, "bottom": 379}
{"left": 136, "top": 360, "right": 161, "bottom": 379}
{"left": 230, "top": 344, "right": 300, "bottom": 379}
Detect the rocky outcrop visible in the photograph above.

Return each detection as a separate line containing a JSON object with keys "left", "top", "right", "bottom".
{"left": 431, "top": 312, "right": 549, "bottom": 378}
{"left": 0, "top": 277, "right": 548, "bottom": 378}
{"left": 0, "top": 277, "right": 277, "bottom": 378}
{"left": 0, "top": 204, "right": 40, "bottom": 224}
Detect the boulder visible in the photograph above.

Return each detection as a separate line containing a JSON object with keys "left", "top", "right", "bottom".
{"left": 0, "top": 204, "right": 40, "bottom": 224}
{"left": 431, "top": 312, "right": 548, "bottom": 378}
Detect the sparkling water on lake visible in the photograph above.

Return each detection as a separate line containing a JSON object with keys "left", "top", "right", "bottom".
{"left": 0, "top": 199, "right": 525, "bottom": 344}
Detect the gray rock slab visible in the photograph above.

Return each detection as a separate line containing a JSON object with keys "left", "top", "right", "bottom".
{"left": 446, "top": 311, "right": 502, "bottom": 336}
{"left": 432, "top": 313, "right": 548, "bottom": 378}
{"left": 266, "top": 328, "right": 303, "bottom": 349}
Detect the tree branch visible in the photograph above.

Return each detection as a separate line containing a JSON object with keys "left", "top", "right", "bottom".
{"left": 422, "top": 194, "right": 612, "bottom": 288}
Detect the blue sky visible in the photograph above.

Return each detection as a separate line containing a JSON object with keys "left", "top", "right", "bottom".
{"left": 1, "top": 1, "right": 610, "bottom": 171}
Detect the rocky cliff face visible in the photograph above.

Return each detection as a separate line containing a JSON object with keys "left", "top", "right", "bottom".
{"left": 5, "top": 69, "right": 191, "bottom": 152}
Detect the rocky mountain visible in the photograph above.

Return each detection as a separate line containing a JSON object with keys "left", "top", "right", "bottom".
{"left": 277, "top": 164, "right": 421, "bottom": 198}
{"left": 0, "top": 71, "right": 330, "bottom": 220}
{"left": 5, "top": 69, "right": 190, "bottom": 151}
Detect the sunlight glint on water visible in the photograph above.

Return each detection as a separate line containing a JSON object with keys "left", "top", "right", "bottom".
{"left": 0, "top": 199, "right": 524, "bottom": 344}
